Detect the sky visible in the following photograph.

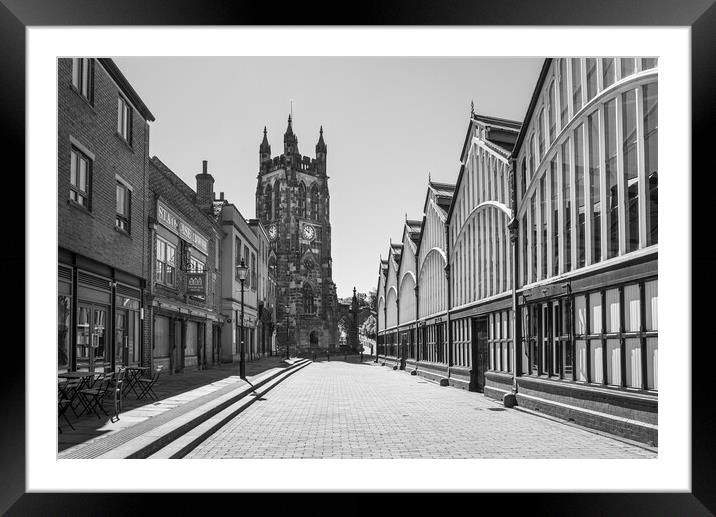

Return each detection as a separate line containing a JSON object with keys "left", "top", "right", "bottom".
{"left": 113, "top": 57, "right": 543, "bottom": 299}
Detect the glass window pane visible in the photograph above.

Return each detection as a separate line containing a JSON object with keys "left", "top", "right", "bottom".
{"left": 624, "top": 284, "right": 641, "bottom": 332}
{"left": 538, "top": 109, "right": 545, "bottom": 157}
{"left": 643, "top": 83, "right": 658, "bottom": 246}
{"left": 81, "top": 59, "right": 89, "bottom": 96}
{"left": 625, "top": 338, "right": 642, "bottom": 388}
{"left": 117, "top": 98, "right": 123, "bottom": 133}
{"left": 622, "top": 89, "right": 639, "bottom": 252}
{"left": 575, "top": 295, "right": 587, "bottom": 335}
{"left": 540, "top": 176, "right": 547, "bottom": 279}
{"left": 606, "top": 288, "right": 620, "bottom": 333}
{"left": 72, "top": 58, "right": 80, "bottom": 88}
{"left": 646, "top": 337, "right": 658, "bottom": 390}
{"left": 79, "top": 158, "right": 87, "bottom": 193}
{"left": 58, "top": 295, "right": 71, "bottom": 370}
{"left": 642, "top": 58, "right": 657, "bottom": 70}
{"left": 606, "top": 339, "right": 621, "bottom": 385}
{"left": 586, "top": 58, "right": 598, "bottom": 101}
{"left": 588, "top": 111, "right": 601, "bottom": 263}
{"left": 559, "top": 59, "right": 569, "bottom": 128}
{"left": 590, "top": 339, "right": 603, "bottom": 384}
{"left": 574, "top": 124, "right": 586, "bottom": 267}
{"left": 551, "top": 158, "right": 559, "bottom": 277}
{"left": 116, "top": 184, "right": 125, "bottom": 215}
{"left": 645, "top": 280, "right": 658, "bottom": 331}
{"left": 70, "top": 151, "right": 77, "bottom": 187}
{"left": 548, "top": 82, "right": 556, "bottom": 142}
{"left": 561, "top": 140, "right": 572, "bottom": 272}
{"left": 621, "top": 58, "right": 635, "bottom": 78}
{"left": 590, "top": 292, "right": 602, "bottom": 334}
{"left": 571, "top": 58, "right": 583, "bottom": 113}
{"left": 576, "top": 340, "right": 587, "bottom": 381}
{"left": 602, "top": 58, "right": 615, "bottom": 88}
{"left": 604, "top": 99, "right": 619, "bottom": 258}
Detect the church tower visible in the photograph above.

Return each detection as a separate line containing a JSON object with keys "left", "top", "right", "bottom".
{"left": 255, "top": 116, "right": 338, "bottom": 352}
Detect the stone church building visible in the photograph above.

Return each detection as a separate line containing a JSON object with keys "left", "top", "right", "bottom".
{"left": 255, "top": 116, "right": 339, "bottom": 352}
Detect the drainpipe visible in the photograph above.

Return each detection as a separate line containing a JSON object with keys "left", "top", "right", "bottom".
{"left": 443, "top": 223, "right": 452, "bottom": 386}
{"left": 505, "top": 156, "right": 520, "bottom": 408}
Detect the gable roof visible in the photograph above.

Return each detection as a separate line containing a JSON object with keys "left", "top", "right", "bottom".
{"left": 98, "top": 58, "right": 155, "bottom": 122}
{"left": 512, "top": 58, "right": 553, "bottom": 159}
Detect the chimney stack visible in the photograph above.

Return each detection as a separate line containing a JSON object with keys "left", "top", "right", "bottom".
{"left": 220, "top": 192, "right": 225, "bottom": 200}
{"left": 196, "top": 159, "right": 215, "bottom": 212}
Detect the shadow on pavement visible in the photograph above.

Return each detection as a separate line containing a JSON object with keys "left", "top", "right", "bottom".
{"left": 58, "top": 355, "right": 291, "bottom": 452}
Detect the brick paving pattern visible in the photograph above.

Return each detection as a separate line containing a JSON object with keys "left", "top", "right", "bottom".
{"left": 187, "top": 361, "right": 657, "bottom": 459}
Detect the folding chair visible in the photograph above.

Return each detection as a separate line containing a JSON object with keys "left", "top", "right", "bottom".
{"left": 110, "top": 367, "right": 127, "bottom": 423}
{"left": 135, "top": 365, "right": 163, "bottom": 401}
{"left": 77, "top": 372, "right": 114, "bottom": 418}
{"left": 58, "top": 386, "right": 75, "bottom": 433}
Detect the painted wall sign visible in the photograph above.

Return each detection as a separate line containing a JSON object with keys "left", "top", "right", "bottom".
{"left": 157, "top": 200, "right": 208, "bottom": 255}
{"left": 186, "top": 272, "right": 206, "bottom": 296}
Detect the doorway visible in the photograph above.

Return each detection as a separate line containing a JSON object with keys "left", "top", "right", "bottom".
{"left": 470, "top": 317, "right": 489, "bottom": 392}
{"left": 76, "top": 303, "right": 108, "bottom": 373}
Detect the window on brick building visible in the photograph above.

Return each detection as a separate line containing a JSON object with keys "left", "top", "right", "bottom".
{"left": 69, "top": 146, "right": 92, "bottom": 209}
{"left": 115, "top": 181, "right": 131, "bottom": 233}
{"left": 117, "top": 96, "right": 133, "bottom": 145}
{"left": 71, "top": 58, "right": 93, "bottom": 103}
{"left": 251, "top": 252, "right": 257, "bottom": 291}
{"left": 155, "top": 237, "right": 176, "bottom": 287}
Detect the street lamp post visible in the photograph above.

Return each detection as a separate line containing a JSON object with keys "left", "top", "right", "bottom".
{"left": 285, "top": 303, "right": 290, "bottom": 359}
{"left": 236, "top": 258, "right": 249, "bottom": 379}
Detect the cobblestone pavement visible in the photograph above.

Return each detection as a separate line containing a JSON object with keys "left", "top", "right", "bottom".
{"left": 186, "top": 361, "right": 657, "bottom": 459}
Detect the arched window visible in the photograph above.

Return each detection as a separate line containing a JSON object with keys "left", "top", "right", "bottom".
{"left": 297, "top": 182, "right": 306, "bottom": 217}
{"left": 264, "top": 184, "right": 272, "bottom": 218}
{"left": 310, "top": 184, "right": 319, "bottom": 220}
{"left": 273, "top": 182, "right": 281, "bottom": 220}
{"left": 303, "top": 283, "right": 315, "bottom": 314}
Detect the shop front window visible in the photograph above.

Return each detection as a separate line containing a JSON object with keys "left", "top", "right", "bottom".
{"left": 58, "top": 296, "right": 71, "bottom": 371}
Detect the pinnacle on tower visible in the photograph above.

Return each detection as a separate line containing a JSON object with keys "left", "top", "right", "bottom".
{"left": 284, "top": 114, "right": 294, "bottom": 138}
{"left": 315, "top": 125, "right": 327, "bottom": 154}
{"left": 284, "top": 114, "right": 298, "bottom": 155}
{"left": 260, "top": 126, "right": 271, "bottom": 153}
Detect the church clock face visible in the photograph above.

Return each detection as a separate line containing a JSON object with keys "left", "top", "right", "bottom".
{"left": 302, "top": 224, "right": 315, "bottom": 241}
{"left": 267, "top": 224, "right": 278, "bottom": 241}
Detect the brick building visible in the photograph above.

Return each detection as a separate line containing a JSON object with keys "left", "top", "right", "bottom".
{"left": 58, "top": 58, "right": 154, "bottom": 374}
{"left": 147, "top": 157, "right": 224, "bottom": 374}
{"left": 215, "top": 199, "right": 262, "bottom": 363}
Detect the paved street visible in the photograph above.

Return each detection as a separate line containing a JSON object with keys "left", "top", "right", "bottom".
{"left": 186, "top": 361, "right": 657, "bottom": 459}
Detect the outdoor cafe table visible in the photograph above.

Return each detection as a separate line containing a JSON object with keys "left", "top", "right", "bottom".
{"left": 58, "top": 371, "right": 95, "bottom": 416}
{"left": 122, "top": 366, "right": 149, "bottom": 398}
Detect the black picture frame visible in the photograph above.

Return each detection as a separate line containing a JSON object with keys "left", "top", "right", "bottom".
{"left": 3, "top": 0, "right": 714, "bottom": 513}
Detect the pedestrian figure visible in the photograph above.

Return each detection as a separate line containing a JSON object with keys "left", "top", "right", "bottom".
{"left": 327, "top": 352, "right": 330, "bottom": 362}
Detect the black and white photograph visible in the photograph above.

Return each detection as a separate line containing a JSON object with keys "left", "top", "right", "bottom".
{"left": 6, "top": 11, "right": 708, "bottom": 508}
{"left": 54, "top": 55, "right": 660, "bottom": 462}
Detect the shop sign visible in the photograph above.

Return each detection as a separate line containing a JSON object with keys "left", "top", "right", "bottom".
{"left": 157, "top": 201, "right": 209, "bottom": 255}
{"left": 186, "top": 272, "right": 206, "bottom": 296}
